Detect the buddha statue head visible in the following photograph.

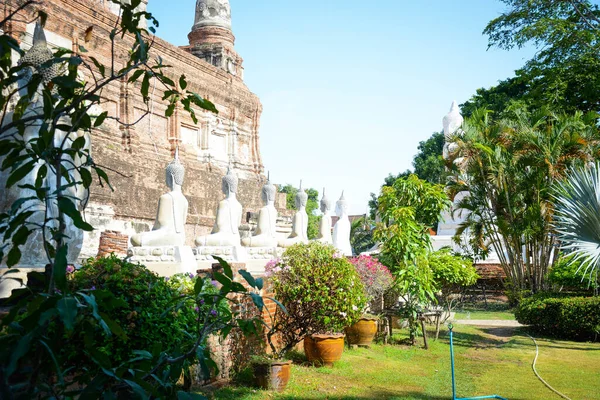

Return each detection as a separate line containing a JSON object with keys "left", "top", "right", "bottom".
{"left": 166, "top": 149, "right": 185, "bottom": 190}
{"left": 320, "top": 188, "right": 331, "bottom": 214}
{"left": 335, "top": 191, "right": 349, "bottom": 217}
{"left": 261, "top": 174, "right": 277, "bottom": 205}
{"left": 295, "top": 181, "right": 308, "bottom": 210}
{"left": 222, "top": 166, "right": 239, "bottom": 196}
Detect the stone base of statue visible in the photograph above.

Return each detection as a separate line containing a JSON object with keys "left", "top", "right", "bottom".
{"left": 243, "top": 247, "right": 283, "bottom": 276}
{"left": 193, "top": 245, "right": 248, "bottom": 265}
{"left": 0, "top": 267, "right": 46, "bottom": 299}
{"left": 127, "top": 246, "right": 197, "bottom": 276}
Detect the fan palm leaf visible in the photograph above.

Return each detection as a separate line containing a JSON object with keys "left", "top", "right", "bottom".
{"left": 554, "top": 163, "right": 600, "bottom": 279}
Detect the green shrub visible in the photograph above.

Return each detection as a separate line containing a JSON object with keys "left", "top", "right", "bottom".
{"left": 549, "top": 254, "right": 600, "bottom": 292}
{"left": 267, "top": 242, "right": 367, "bottom": 357}
{"left": 68, "top": 256, "right": 199, "bottom": 365}
{"left": 515, "top": 293, "right": 600, "bottom": 341}
{"left": 428, "top": 248, "right": 478, "bottom": 316}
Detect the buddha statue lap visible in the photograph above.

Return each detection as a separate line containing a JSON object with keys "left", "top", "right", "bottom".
{"left": 242, "top": 177, "right": 278, "bottom": 248}
{"left": 316, "top": 188, "right": 332, "bottom": 244}
{"left": 278, "top": 182, "right": 309, "bottom": 248}
{"left": 195, "top": 167, "right": 243, "bottom": 248}
{"left": 332, "top": 192, "right": 352, "bottom": 256}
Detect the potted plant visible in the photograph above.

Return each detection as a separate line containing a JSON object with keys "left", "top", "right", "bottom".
{"left": 249, "top": 302, "right": 293, "bottom": 392}
{"left": 267, "top": 242, "right": 367, "bottom": 366}
{"left": 346, "top": 255, "right": 394, "bottom": 346}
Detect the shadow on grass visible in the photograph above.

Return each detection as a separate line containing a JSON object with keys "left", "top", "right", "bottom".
{"left": 200, "top": 386, "right": 453, "bottom": 400}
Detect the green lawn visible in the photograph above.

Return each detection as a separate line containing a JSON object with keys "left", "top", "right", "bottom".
{"left": 201, "top": 325, "right": 600, "bottom": 400}
{"left": 454, "top": 303, "right": 515, "bottom": 321}
{"left": 453, "top": 310, "right": 515, "bottom": 321}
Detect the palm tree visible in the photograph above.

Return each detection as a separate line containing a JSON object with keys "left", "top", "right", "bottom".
{"left": 554, "top": 163, "right": 600, "bottom": 294}
{"left": 447, "top": 105, "right": 600, "bottom": 292}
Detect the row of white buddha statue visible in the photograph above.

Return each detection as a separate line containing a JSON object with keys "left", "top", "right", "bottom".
{"left": 130, "top": 152, "right": 353, "bottom": 256}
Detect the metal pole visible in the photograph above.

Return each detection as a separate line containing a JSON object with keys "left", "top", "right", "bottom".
{"left": 449, "top": 323, "right": 457, "bottom": 400}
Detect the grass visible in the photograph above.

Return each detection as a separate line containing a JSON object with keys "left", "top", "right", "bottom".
{"left": 200, "top": 325, "right": 600, "bottom": 400}
{"left": 454, "top": 302, "right": 515, "bottom": 321}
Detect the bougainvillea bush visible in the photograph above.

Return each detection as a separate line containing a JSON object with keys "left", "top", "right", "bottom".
{"left": 266, "top": 242, "right": 367, "bottom": 357}
{"left": 349, "top": 255, "right": 393, "bottom": 312}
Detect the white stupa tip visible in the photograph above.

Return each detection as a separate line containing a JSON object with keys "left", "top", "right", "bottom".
{"left": 450, "top": 100, "right": 459, "bottom": 112}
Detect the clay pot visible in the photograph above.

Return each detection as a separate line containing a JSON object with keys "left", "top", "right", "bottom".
{"left": 345, "top": 317, "right": 378, "bottom": 347}
{"left": 252, "top": 360, "right": 292, "bottom": 392}
{"left": 304, "top": 334, "right": 345, "bottom": 366}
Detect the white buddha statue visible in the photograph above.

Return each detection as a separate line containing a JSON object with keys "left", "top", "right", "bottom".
{"left": 317, "top": 188, "right": 332, "bottom": 244}
{"left": 242, "top": 176, "right": 278, "bottom": 248}
{"left": 442, "top": 100, "right": 464, "bottom": 161}
{"left": 195, "top": 167, "right": 243, "bottom": 247}
{"left": 131, "top": 150, "right": 188, "bottom": 247}
{"left": 333, "top": 192, "right": 352, "bottom": 256}
{"left": 278, "top": 182, "right": 309, "bottom": 248}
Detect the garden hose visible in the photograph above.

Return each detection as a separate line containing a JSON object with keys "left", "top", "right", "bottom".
{"left": 526, "top": 334, "right": 572, "bottom": 400}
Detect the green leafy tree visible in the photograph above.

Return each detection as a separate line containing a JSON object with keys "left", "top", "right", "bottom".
{"left": 374, "top": 174, "right": 451, "bottom": 345}
{"left": 447, "top": 106, "right": 600, "bottom": 292}
{"left": 413, "top": 132, "right": 446, "bottom": 185}
{"left": 279, "top": 184, "right": 320, "bottom": 239}
{"left": 463, "top": 0, "right": 600, "bottom": 117}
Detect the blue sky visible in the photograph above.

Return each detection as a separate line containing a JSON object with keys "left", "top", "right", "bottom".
{"left": 147, "top": 0, "right": 535, "bottom": 214}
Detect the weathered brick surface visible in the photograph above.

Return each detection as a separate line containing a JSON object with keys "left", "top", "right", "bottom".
{"left": 97, "top": 230, "right": 129, "bottom": 257}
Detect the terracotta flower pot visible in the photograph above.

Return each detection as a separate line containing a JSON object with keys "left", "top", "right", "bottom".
{"left": 346, "top": 317, "right": 378, "bottom": 347}
{"left": 252, "top": 360, "right": 292, "bottom": 392}
{"left": 304, "top": 334, "right": 345, "bottom": 366}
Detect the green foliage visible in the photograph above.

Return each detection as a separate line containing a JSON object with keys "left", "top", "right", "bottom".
{"left": 463, "top": 1, "right": 600, "bottom": 118}
{"left": 447, "top": 106, "right": 600, "bottom": 292}
{"left": 393, "top": 256, "right": 436, "bottom": 345}
{"left": 1, "top": 254, "right": 267, "bottom": 398}
{"left": 349, "top": 216, "right": 375, "bottom": 255}
{"left": 267, "top": 242, "right": 367, "bottom": 357}
{"left": 374, "top": 175, "right": 450, "bottom": 344}
{"left": 515, "top": 293, "right": 600, "bottom": 341}
{"left": 279, "top": 184, "right": 320, "bottom": 239}
{"left": 412, "top": 132, "right": 447, "bottom": 185}
{"left": 375, "top": 174, "right": 450, "bottom": 271}
{"left": 428, "top": 249, "right": 478, "bottom": 316}
{"left": 68, "top": 256, "right": 199, "bottom": 365}
{"left": 549, "top": 254, "right": 600, "bottom": 292}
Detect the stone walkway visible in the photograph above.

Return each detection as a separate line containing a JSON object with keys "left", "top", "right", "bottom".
{"left": 453, "top": 319, "right": 523, "bottom": 327}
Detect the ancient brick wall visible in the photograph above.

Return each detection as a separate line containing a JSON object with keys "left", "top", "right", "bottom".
{"left": 97, "top": 230, "right": 129, "bottom": 258}
{"left": 195, "top": 263, "right": 278, "bottom": 385}
{"left": 2, "top": 0, "right": 279, "bottom": 257}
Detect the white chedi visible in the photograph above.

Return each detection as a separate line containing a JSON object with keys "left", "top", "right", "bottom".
{"left": 195, "top": 167, "right": 243, "bottom": 247}
{"left": 332, "top": 192, "right": 352, "bottom": 256}
{"left": 131, "top": 149, "right": 189, "bottom": 247}
{"left": 316, "top": 188, "right": 332, "bottom": 244}
{"left": 278, "top": 181, "right": 309, "bottom": 248}
{"left": 242, "top": 176, "right": 278, "bottom": 248}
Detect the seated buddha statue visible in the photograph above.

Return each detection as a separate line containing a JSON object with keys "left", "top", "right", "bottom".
{"left": 131, "top": 151, "right": 188, "bottom": 247}
{"left": 242, "top": 177, "right": 278, "bottom": 248}
{"left": 278, "top": 182, "right": 309, "bottom": 248}
{"left": 317, "top": 189, "right": 332, "bottom": 244}
{"left": 195, "top": 167, "right": 243, "bottom": 247}
{"left": 332, "top": 191, "right": 352, "bottom": 256}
